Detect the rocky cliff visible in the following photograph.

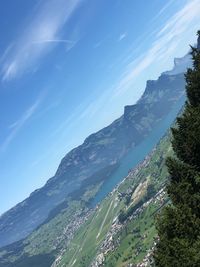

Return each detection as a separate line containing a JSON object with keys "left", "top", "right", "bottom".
{"left": 0, "top": 55, "right": 188, "bottom": 248}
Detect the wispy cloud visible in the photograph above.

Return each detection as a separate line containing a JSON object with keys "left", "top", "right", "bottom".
{"left": 0, "top": 0, "right": 82, "bottom": 82}
{"left": 79, "top": 89, "right": 112, "bottom": 120}
{"left": 32, "top": 39, "right": 76, "bottom": 45}
{"left": 0, "top": 93, "right": 44, "bottom": 153}
{"left": 152, "top": 0, "right": 176, "bottom": 22}
{"left": 157, "top": 0, "right": 200, "bottom": 37}
{"left": 118, "top": 32, "right": 127, "bottom": 42}
{"left": 113, "top": 0, "right": 200, "bottom": 97}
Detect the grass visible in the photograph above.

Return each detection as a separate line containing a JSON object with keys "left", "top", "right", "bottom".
{"left": 58, "top": 191, "right": 123, "bottom": 267}
{"left": 104, "top": 203, "right": 159, "bottom": 267}
{"left": 58, "top": 130, "right": 173, "bottom": 266}
{"left": 0, "top": 130, "right": 173, "bottom": 267}
{"left": 0, "top": 183, "right": 102, "bottom": 266}
{"left": 102, "top": 132, "right": 173, "bottom": 267}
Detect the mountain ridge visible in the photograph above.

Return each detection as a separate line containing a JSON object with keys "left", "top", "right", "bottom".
{"left": 0, "top": 50, "right": 190, "bottom": 248}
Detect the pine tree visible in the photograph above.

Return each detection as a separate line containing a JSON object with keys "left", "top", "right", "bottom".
{"left": 154, "top": 31, "right": 200, "bottom": 267}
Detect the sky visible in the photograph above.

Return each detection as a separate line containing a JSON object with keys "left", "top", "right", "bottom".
{"left": 1, "top": 0, "right": 200, "bottom": 215}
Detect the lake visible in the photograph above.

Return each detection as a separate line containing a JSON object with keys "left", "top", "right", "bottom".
{"left": 91, "top": 96, "right": 185, "bottom": 206}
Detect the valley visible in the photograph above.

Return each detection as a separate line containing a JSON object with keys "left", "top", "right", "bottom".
{"left": 55, "top": 130, "right": 172, "bottom": 267}
{"left": 1, "top": 2, "right": 200, "bottom": 267}
{"left": 0, "top": 36, "right": 196, "bottom": 267}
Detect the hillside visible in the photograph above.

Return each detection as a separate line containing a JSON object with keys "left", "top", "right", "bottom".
{"left": 0, "top": 64, "right": 189, "bottom": 267}
{"left": 0, "top": 125, "right": 172, "bottom": 267}
{"left": 1, "top": 34, "right": 198, "bottom": 266}
{"left": 55, "top": 129, "right": 173, "bottom": 267}
{"left": 0, "top": 68, "right": 187, "bottom": 248}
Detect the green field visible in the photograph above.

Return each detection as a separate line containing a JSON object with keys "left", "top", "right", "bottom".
{"left": 0, "top": 130, "right": 173, "bottom": 267}
{"left": 58, "top": 191, "right": 124, "bottom": 267}
{"left": 57, "top": 131, "right": 172, "bottom": 266}
{"left": 0, "top": 184, "right": 102, "bottom": 267}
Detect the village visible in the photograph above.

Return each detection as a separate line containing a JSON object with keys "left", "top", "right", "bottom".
{"left": 91, "top": 187, "right": 166, "bottom": 267}
{"left": 51, "top": 207, "right": 96, "bottom": 267}
{"left": 52, "top": 151, "right": 166, "bottom": 267}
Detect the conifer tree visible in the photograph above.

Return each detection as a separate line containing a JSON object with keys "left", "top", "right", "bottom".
{"left": 154, "top": 31, "right": 200, "bottom": 267}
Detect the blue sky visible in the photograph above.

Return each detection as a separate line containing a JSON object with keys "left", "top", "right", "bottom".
{"left": 1, "top": 0, "right": 200, "bottom": 215}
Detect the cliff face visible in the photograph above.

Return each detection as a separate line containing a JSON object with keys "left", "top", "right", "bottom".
{"left": 163, "top": 53, "right": 192, "bottom": 76}
{"left": 0, "top": 60, "right": 187, "bottom": 248}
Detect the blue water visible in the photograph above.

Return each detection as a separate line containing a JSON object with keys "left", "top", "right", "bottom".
{"left": 91, "top": 97, "right": 185, "bottom": 206}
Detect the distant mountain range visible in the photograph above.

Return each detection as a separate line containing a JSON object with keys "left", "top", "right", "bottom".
{"left": 0, "top": 45, "right": 193, "bottom": 249}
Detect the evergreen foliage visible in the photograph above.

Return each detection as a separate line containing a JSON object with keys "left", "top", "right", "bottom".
{"left": 154, "top": 31, "right": 200, "bottom": 267}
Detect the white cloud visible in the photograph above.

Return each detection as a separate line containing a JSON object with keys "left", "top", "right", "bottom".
{"left": 157, "top": 0, "right": 200, "bottom": 38}
{"left": 80, "top": 90, "right": 112, "bottom": 120}
{"left": 1, "top": 0, "right": 82, "bottom": 82}
{"left": 113, "top": 0, "right": 200, "bottom": 97}
{"left": 32, "top": 39, "right": 76, "bottom": 45}
{"left": 151, "top": 0, "right": 176, "bottom": 22}
{"left": 0, "top": 93, "right": 44, "bottom": 152}
{"left": 118, "top": 32, "right": 127, "bottom": 41}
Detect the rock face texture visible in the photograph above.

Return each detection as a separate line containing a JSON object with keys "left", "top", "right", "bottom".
{"left": 0, "top": 55, "right": 188, "bottom": 248}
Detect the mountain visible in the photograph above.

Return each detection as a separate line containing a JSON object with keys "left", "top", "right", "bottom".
{"left": 56, "top": 129, "right": 173, "bottom": 267}
{"left": 0, "top": 35, "right": 198, "bottom": 265}
{"left": 163, "top": 53, "right": 191, "bottom": 76}
{"left": 0, "top": 73, "right": 186, "bottom": 249}
{"left": 0, "top": 54, "right": 189, "bottom": 249}
{"left": 0, "top": 127, "right": 172, "bottom": 267}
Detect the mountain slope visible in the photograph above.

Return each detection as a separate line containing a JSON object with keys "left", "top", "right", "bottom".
{"left": 0, "top": 60, "right": 187, "bottom": 248}
{"left": 0, "top": 38, "right": 195, "bottom": 264}
{"left": 0, "top": 76, "right": 185, "bottom": 248}
{"left": 0, "top": 126, "right": 172, "bottom": 267}
{"left": 56, "top": 129, "right": 172, "bottom": 267}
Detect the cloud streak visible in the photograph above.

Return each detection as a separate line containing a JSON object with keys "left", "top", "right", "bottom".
{"left": 32, "top": 39, "right": 76, "bottom": 45}
{"left": 118, "top": 32, "right": 127, "bottom": 42}
{"left": 1, "top": 0, "right": 82, "bottom": 81}
{"left": 113, "top": 0, "right": 200, "bottom": 97}
{"left": 151, "top": 0, "right": 176, "bottom": 22}
{"left": 0, "top": 93, "right": 44, "bottom": 153}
